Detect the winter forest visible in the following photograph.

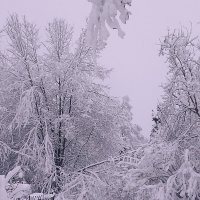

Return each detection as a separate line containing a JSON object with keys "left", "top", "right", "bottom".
{"left": 1, "top": 0, "right": 200, "bottom": 199}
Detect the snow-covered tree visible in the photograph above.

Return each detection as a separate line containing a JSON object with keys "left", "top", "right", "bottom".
{"left": 108, "top": 28, "right": 200, "bottom": 200}
{"left": 0, "top": 15, "right": 137, "bottom": 195}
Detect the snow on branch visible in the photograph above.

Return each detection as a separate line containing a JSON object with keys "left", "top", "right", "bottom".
{"left": 166, "top": 149, "right": 200, "bottom": 199}
{"left": 86, "top": 0, "right": 132, "bottom": 49}
{"left": 56, "top": 170, "right": 106, "bottom": 200}
{"left": 11, "top": 86, "right": 36, "bottom": 129}
{"left": 0, "top": 140, "right": 34, "bottom": 161}
{"left": 44, "top": 124, "right": 54, "bottom": 174}
{"left": 5, "top": 166, "right": 21, "bottom": 183}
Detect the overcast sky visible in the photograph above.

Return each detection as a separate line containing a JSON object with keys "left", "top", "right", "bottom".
{"left": 1, "top": 0, "right": 200, "bottom": 137}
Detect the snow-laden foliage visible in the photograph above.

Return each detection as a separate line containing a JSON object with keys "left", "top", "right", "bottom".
{"left": 166, "top": 150, "right": 200, "bottom": 199}
{"left": 136, "top": 183, "right": 165, "bottom": 200}
{"left": 55, "top": 172, "right": 106, "bottom": 200}
{"left": 54, "top": 143, "right": 146, "bottom": 200}
{"left": 0, "top": 15, "right": 139, "bottom": 195}
{"left": 0, "top": 166, "right": 31, "bottom": 200}
{"left": 87, "top": 0, "right": 132, "bottom": 49}
{"left": 117, "top": 145, "right": 200, "bottom": 199}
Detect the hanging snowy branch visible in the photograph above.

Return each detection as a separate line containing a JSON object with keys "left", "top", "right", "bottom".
{"left": 86, "top": 0, "right": 132, "bottom": 49}
{"left": 166, "top": 149, "right": 200, "bottom": 199}
{"left": 11, "top": 86, "right": 36, "bottom": 129}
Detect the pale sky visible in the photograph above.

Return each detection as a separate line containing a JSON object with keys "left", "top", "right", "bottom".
{"left": 1, "top": 0, "right": 200, "bottom": 137}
